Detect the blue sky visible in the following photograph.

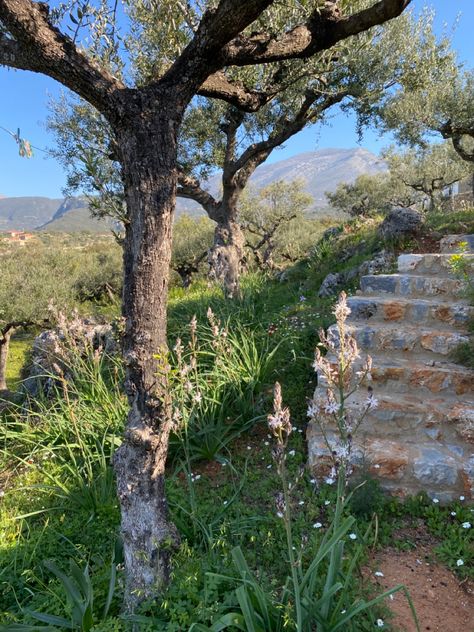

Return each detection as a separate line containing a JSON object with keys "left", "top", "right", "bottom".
{"left": 0, "top": 0, "right": 473, "bottom": 199}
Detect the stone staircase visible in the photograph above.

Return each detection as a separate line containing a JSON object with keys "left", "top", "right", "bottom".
{"left": 308, "top": 234, "right": 474, "bottom": 501}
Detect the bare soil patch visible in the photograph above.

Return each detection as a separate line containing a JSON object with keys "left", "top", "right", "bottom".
{"left": 366, "top": 541, "right": 474, "bottom": 631}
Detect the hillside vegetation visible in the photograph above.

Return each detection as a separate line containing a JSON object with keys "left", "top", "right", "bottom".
{"left": 1, "top": 208, "right": 473, "bottom": 630}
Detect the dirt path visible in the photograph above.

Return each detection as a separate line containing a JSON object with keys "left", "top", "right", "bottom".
{"left": 367, "top": 545, "right": 474, "bottom": 631}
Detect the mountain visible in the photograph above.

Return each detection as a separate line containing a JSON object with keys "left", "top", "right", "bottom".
{"left": 176, "top": 147, "right": 386, "bottom": 217}
{"left": 0, "top": 197, "right": 63, "bottom": 230}
{"left": 0, "top": 148, "right": 385, "bottom": 231}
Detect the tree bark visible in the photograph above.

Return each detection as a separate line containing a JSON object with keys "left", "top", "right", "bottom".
{"left": 209, "top": 217, "right": 245, "bottom": 298}
{"left": 0, "top": 329, "right": 12, "bottom": 391}
{"left": 112, "top": 102, "right": 182, "bottom": 611}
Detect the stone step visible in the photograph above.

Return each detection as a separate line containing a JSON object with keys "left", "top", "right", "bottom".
{"left": 360, "top": 273, "right": 465, "bottom": 300}
{"left": 307, "top": 431, "right": 473, "bottom": 500}
{"left": 329, "top": 322, "right": 469, "bottom": 357}
{"left": 440, "top": 234, "right": 474, "bottom": 253}
{"left": 347, "top": 296, "right": 473, "bottom": 332}
{"left": 320, "top": 353, "right": 473, "bottom": 396}
{"left": 397, "top": 253, "right": 474, "bottom": 277}
{"left": 310, "top": 388, "right": 473, "bottom": 444}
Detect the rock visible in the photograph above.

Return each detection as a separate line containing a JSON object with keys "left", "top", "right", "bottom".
{"left": 377, "top": 207, "right": 423, "bottom": 241}
{"left": 318, "top": 251, "right": 394, "bottom": 298}
{"left": 322, "top": 226, "right": 342, "bottom": 241}
{"left": 413, "top": 449, "right": 459, "bottom": 487}
{"left": 22, "top": 317, "right": 117, "bottom": 397}
{"left": 358, "top": 250, "right": 394, "bottom": 275}
{"left": 318, "top": 272, "right": 345, "bottom": 298}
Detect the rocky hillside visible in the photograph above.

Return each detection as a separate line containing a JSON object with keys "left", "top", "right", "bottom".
{"left": 0, "top": 147, "right": 385, "bottom": 231}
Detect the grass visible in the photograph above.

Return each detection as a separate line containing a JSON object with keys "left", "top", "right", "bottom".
{"left": 0, "top": 209, "right": 473, "bottom": 630}
{"left": 5, "top": 334, "right": 34, "bottom": 391}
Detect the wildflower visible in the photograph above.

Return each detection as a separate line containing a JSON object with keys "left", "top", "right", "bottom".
{"left": 324, "top": 400, "right": 339, "bottom": 415}
{"left": 268, "top": 382, "right": 291, "bottom": 441}
{"left": 277, "top": 511, "right": 284, "bottom": 518}
{"left": 267, "top": 464, "right": 272, "bottom": 469}
{"left": 288, "top": 450, "right": 296, "bottom": 457}
{"left": 374, "top": 571, "right": 384, "bottom": 577}
{"left": 432, "top": 498, "right": 439, "bottom": 504}
{"left": 462, "top": 522, "right": 471, "bottom": 529}
{"left": 460, "top": 495, "right": 465, "bottom": 501}
{"left": 451, "top": 511, "right": 457, "bottom": 516}
{"left": 365, "top": 393, "right": 379, "bottom": 410}
{"left": 298, "top": 501, "right": 305, "bottom": 506}
{"left": 300, "top": 295, "right": 306, "bottom": 302}
{"left": 0, "top": 490, "right": 4, "bottom": 498}
{"left": 264, "top": 441, "right": 269, "bottom": 446}
{"left": 376, "top": 620, "right": 384, "bottom": 628}
{"left": 247, "top": 446, "right": 252, "bottom": 450}
{"left": 193, "top": 392, "right": 202, "bottom": 405}
{"left": 223, "top": 500, "right": 228, "bottom": 506}
{"left": 333, "top": 291, "right": 351, "bottom": 321}
{"left": 313, "top": 522, "right": 323, "bottom": 529}
{"left": 307, "top": 400, "right": 319, "bottom": 418}
{"left": 457, "top": 559, "right": 464, "bottom": 566}
{"left": 324, "top": 500, "right": 331, "bottom": 506}
{"left": 190, "top": 314, "right": 197, "bottom": 334}
{"left": 349, "top": 533, "right": 357, "bottom": 540}
{"left": 310, "top": 478, "right": 317, "bottom": 484}
{"left": 325, "top": 477, "right": 335, "bottom": 485}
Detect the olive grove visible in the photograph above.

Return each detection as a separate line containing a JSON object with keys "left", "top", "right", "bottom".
{"left": 0, "top": 0, "right": 414, "bottom": 609}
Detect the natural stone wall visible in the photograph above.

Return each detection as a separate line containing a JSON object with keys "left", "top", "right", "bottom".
{"left": 308, "top": 235, "right": 474, "bottom": 501}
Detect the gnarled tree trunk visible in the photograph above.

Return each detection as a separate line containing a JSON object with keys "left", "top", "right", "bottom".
{"left": 209, "top": 217, "right": 245, "bottom": 298}
{"left": 112, "top": 103, "right": 181, "bottom": 611}
{"left": 0, "top": 329, "right": 12, "bottom": 391}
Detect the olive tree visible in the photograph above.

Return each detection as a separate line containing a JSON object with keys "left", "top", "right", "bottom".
{"left": 239, "top": 179, "right": 313, "bottom": 270}
{"left": 326, "top": 171, "right": 420, "bottom": 216}
{"left": 0, "top": 246, "right": 75, "bottom": 390}
{"left": 383, "top": 142, "right": 472, "bottom": 211}
{"left": 46, "top": 5, "right": 440, "bottom": 297}
{"left": 0, "top": 0, "right": 412, "bottom": 608}
{"left": 171, "top": 214, "right": 215, "bottom": 287}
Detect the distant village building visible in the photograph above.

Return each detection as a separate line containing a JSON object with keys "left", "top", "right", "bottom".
{"left": 1, "top": 231, "right": 35, "bottom": 245}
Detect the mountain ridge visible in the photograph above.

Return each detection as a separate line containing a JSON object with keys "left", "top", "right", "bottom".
{"left": 0, "top": 148, "right": 385, "bottom": 232}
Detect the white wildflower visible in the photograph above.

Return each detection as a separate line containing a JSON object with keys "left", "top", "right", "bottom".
{"left": 349, "top": 533, "right": 357, "bottom": 540}
{"left": 460, "top": 495, "right": 465, "bottom": 501}
{"left": 365, "top": 394, "right": 378, "bottom": 410}
{"left": 277, "top": 511, "right": 284, "bottom": 519}
{"left": 288, "top": 450, "right": 296, "bottom": 457}
{"left": 298, "top": 501, "right": 305, "bottom": 506}
{"left": 457, "top": 559, "right": 464, "bottom": 566}
{"left": 432, "top": 498, "right": 439, "bottom": 504}
{"left": 374, "top": 571, "right": 384, "bottom": 577}
{"left": 462, "top": 522, "right": 471, "bottom": 529}
{"left": 324, "top": 401, "right": 339, "bottom": 415}
{"left": 451, "top": 511, "right": 457, "bottom": 516}
{"left": 376, "top": 619, "right": 384, "bottom": 628}
{"left": 313, "top": 522, "right": 322, "bottom": 529}
{"left": 324, "top": 500, "right": 331, "bottom": 506}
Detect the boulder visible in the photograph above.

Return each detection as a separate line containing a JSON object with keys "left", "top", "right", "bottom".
{"left": 22, "top": 317, "right": 117, "bottom": 397}
{"left": 378, "top": 207, "right": 423, "bottom": 241}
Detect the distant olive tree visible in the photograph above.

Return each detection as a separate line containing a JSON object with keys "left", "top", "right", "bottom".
{"left": 73, "top": 242, "right": 123, "bottom": 303}
{"left": 239, "top": 180, "right": 314, "bottom": 270}
{"left": 383, "top": 142, "right": 472, "bottom": 211}
{"left": 326, "top": 172, "right": 419, "bottom": 217}
{"left": 0, "top": 245, "right": 75, "bottom": 390}
{"left": 171, "top": 215, "right": 215, "bottom": 287}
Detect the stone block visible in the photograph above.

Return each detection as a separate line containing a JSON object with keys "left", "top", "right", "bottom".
{"left": 413, "top": 448, "right": 459, "bottom": 487}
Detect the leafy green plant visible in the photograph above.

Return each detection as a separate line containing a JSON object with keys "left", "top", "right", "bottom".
{"left": 0, "top": 554, "right": 118, "bottom": 632}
